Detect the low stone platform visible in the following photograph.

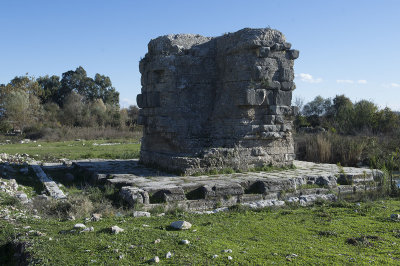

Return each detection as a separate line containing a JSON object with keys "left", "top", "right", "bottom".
{"left": 72, "top": 160, "right": 382, "bottom": 211}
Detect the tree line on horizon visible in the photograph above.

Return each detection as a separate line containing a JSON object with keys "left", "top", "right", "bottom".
{"left": 295, "top": 95, "right": 400, "bottom": 135}
{"left": 0, "top": 66, "right": 139, "bottom": 133}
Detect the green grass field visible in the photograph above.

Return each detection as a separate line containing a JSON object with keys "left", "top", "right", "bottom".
{"left": 0, "top": 139, "right": 141, "bottom": 161}
{"left": 2, "top": 200, "right": 400, "bottom": 265}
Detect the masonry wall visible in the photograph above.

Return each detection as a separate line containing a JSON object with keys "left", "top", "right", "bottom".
{"left": 137, "top": 28, "right": 299, "bottom": 174}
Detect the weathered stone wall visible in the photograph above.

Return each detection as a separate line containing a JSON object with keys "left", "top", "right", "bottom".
{"left": 137, "top": 28, "right": 299, "bottom": 174}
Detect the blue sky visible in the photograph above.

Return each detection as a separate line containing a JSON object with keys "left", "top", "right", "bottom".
{"left": 1, "top": 0, "right": 399, "bottom": 110}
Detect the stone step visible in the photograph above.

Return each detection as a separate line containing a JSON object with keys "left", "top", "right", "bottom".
{"left": 30, "top": 161, "right": 67, "bottom": 200}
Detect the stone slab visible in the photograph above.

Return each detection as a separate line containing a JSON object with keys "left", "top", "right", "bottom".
{"left": 72, "top": 159, "right": 381, "bottom": 210}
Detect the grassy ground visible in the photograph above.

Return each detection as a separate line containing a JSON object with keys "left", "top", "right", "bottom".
{"left": 0, "top": 139, "right": 141, "bottom": 161}
{"left": 2, "top": 199, "right": 400, "bottom": 265}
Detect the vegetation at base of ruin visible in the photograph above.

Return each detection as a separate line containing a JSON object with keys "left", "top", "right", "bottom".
{"left": 0, "top": 139, "right": 141, "bottom": 161}
{"left": 249, "top": 163, "right": 296, "bottom": 173}
{"left": 3, "top": 197, "right": 400, "bottom": 264}
{"left": 190, "top": 164, "right": 296, "bottom": 177}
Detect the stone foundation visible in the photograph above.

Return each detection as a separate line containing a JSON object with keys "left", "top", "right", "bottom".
{"left": 72, "top": 159, "right": 382, "bottom": 211}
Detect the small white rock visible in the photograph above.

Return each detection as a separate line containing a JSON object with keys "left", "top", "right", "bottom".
{"left": 212, "top": 255, "right": 219, "bottom": 258}
{"left": 227, "top": 256, "right": 233, "bottom": 260}
{"left": 133, "top": 211, "right": 151, "bottom": 217}
{"left": 74, "top": 223, "right": 86, "bottom": 229}
{"left": 91, "top": 213, "right": 102, "bottom": 221}
{"left": 170, "top": 220, "right": 192, "bottom": 230}
{"left": 80, "top": 227, "right": 94, "bottom": 233}
{"left": 223, "top": 249, "right": 233, "bottom": 253}
{"left": 165, "top": 251, "right": 172, "bottom": 258}
{"left": 150, "top": 256, "right": 160, "bottom": 263}
{"left": 111, "top": 225, "right": 124, "bottom": 234}
{"left": 154, "top": 239, "right": 161, "bottom": 244}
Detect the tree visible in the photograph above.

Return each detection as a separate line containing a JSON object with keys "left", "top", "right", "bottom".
{"left": 59, "top": 92, "right": 86, "bottom": 126}
{"left": 37, "top": 75, "right": 61, "bottom": 104}
{"left": 127, "top": 105, "right": 139, "bottom": 126}
{"left": 302, "top": 96, "right": 332, "bottom": 116}
{"left": 353, "top": 100, "right": 378, "bottom": 132}
{"left": 94, "top": 74, "right": 119, "bottom": 106}
{"left": 58, "top": 67, "right": 119, "bottom": 107}
{"left": 330, "top": 95, "right": 354, "bottom": 133}
{"left": 2, "top": 89, "right": 43, "bottom": 130}
{"left": 375, "top": 107, "right": 399, "bottom": 134}
{"left": 90, "top": 99, "right": 107, "bottom": 126}
{"left": 58, "top": 67, "right": 93, "bottom": 106}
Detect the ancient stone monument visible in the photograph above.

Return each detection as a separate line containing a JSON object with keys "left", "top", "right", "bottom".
{"left": 137, "top": 28, "right": 299, "bottom": 174}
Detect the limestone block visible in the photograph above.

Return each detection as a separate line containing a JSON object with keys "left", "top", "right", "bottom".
{"left": 260, "top": 132, "right": 281, "bottom": 139}
{"left": 272, "top": 43, "right": 283, "bottom": 51}
{"left": 287, "top": 49, "right": 300, "bottom": 59}
{"left": 281, "top": 81, "right": 295, "bottom": 91}
{"left": 258, "top": 47, "right": 270, "bottom": 58}
{"left": 283, "top": 42, "right": 292, "bottom": 50}
{"left": 269, "top": 105, "right": 291, "bottom": 115}
{"left": 245, "top": 89, "right": 266, "bottom": 106}
{"left": 264, "top": 115, "right": 276, "bottom": 124}
{"left": 202, "top": 184, "right": 244, "bottom": 199}
{"left": 275, "top": 91, "right": 292, "bottom": 106}
{"left": 268, "top": 81, "right": 281, "bottom": 90}
{"left": 120, "top": 187, "right": 150, "bottom": 206}
{"left": 275, "top": 115, "right": 285, "bottom": 124}
{"left": 151, "top": 186, "right": 186, "bottom": 203}
{"left": 261, "top": 125, "right": 279, "bottom": 132}
{"left": 280, "top": 68, "right": 294, "bottom": 82}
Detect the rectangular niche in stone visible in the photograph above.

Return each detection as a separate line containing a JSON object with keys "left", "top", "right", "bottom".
{"left": 137, "top": 27, "right": 299, "bottom": 175}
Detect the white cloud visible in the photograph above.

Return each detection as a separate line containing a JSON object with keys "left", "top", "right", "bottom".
{"left": 336, "top": 79, "right": 354, "bottom": 84}
{"left": 382, "top": 83, "right": 400, "bottom": 88}
{"left": 295, "top": 73, "right": 322, "bottom": 83}
{"left": 336, "top": 79, "right": 367, "bottom": 84}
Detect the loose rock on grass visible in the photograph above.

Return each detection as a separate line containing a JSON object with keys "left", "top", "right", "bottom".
{"left": 179, "top": 240, "right": 190, "bottom": 245}
{"left": 170, "top": 220, "right": 192, "bottom": 230}
{"left": 111, "top": 225, "right": 124, "bottom": 234}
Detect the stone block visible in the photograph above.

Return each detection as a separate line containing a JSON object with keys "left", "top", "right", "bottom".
{"left": 136, "top": 94, "right": 145, "bottom": 108}
{"left": 269, "top": 105, "right": 291, "bottom": 115}
{"left": 275, "top": 91, "right": 292, "bottom": 106}
{"left": 150, "top": 186, "right": 186, "bottom": 203}
{"left": 245, "top": 89, "right": 266, "bottom": 106}
{"left": 275, "top": 115, "right": 285, "bottom": 124}
{"left": 120, "top": 187, "right": 150, "bottom": 206}
{"left": 202, "top": 184, "right": 244, "bottom": 199}
{"left": 280, "top": 68, "right": 294, "bottom": 82}
{"left": 287, "top": 49, "right": 300, "bottom": 59}
{"left": 264, "top": 115, "right": 276, "bottom": 124}
{"left": 281, "top": 81, "right": 295, "bottom": 91}
{"left": 283, "top": 42, "right": 292, "bottom": 50}
{"left": 258, "top": 47, "right": 270, "bottom": 57}
{"left": 268, "top": 81, "right": 281, "bottom": 90}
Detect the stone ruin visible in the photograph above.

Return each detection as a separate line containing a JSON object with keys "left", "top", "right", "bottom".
{"left": 137, "top": 28, "right": 299, "bottom": 175}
